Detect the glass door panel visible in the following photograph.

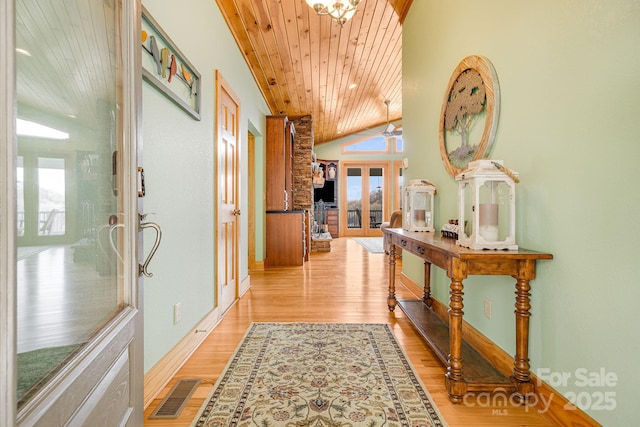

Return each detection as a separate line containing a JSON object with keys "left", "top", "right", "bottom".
{"left": 16, "top": 0, "right": 124, "bottom": 407}
{"left": 346, "top": 167, "right": 362, "bottom": 230}
{"left": 369, "top": 167, "right": 383, "bottom": 229}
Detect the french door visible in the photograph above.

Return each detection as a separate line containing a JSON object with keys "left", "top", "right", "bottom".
{"left": 2, "top": 0, "right": 146, "bottom": 425}
{"left": 340, "top": 162, "right": 391, "bottom": 237}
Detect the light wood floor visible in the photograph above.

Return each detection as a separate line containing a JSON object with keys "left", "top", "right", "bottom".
{"left": 144, "top": 237, "right": 556, "bottom": 426}
{"left": 17, "top": 245, "right": 118, "bottom": 353}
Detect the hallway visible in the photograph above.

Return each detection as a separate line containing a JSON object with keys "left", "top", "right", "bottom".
{"left": 144, "top": 237, "right": 555, "bottom": 426}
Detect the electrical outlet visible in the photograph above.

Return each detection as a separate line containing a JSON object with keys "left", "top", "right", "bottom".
{"left": 484, "top": 299, "right": 492, "bottom": 320}
{"left": 174, "top": 302, "right": 182, "bottom": 324}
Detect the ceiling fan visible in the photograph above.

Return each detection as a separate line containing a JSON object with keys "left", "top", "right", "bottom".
{"left": 381, "top": 100, "right": 402, "bottom": 139}
{"left": 342, "top": 100, "right": 402, "bottom": 141}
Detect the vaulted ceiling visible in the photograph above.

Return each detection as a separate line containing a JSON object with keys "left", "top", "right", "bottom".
{"left": 215, "top": 0, "right": 413, "bottom": 145}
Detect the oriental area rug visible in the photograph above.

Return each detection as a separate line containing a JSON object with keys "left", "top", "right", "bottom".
{"left": 192, "top": 322, "right": 446, "bottom": 427}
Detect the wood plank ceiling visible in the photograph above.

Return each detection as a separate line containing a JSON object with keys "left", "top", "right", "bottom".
{"left": 216, "top": 0, "right": 412, "bottom": 145}
{"left": 15, "top": 0, "right": 117, "bottom": 132}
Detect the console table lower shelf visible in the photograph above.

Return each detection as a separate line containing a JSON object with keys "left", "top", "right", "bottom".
{"left": 398, "top": 299, "right": 515, "bottom": 392}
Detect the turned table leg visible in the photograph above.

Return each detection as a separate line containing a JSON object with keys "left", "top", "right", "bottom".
{"left": 423, "top": 261, "right": 433, "bottom": 307}
{"left": 513, "top": 276, "right": 534, "bottom": 401}
{"left": 387, "top": 243, "right": 397, "bottom": 311}
{"left": 445, "top": 276, "right": 466, "bottom": 403}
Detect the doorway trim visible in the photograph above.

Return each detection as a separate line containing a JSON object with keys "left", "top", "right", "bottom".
{"left": 392, "top": 160, "right": 404, "bottom": 211}
{"left": 247, "top": 131, "right": 257, "bottom": 270}
{"left": 1, "top": 0, "right": 18, "bottom": 422}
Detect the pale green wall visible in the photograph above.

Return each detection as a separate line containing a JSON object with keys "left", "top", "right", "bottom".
{"left": 141, "top": 0, "right": 269, "bottom": 372}
{"left": 404, "top": 1, "right": 640, "bottom": 425}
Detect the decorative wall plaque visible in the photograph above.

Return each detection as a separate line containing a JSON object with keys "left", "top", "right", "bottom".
{"left": 439, "top": 56, "right": 500, "bottom": 177}
{"left": 142, "top": 7, "right": 201, "bottom": 120}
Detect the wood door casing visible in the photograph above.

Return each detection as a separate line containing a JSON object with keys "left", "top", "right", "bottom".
{"left": 248, "top": 132, "right": 256, "bottom": 270}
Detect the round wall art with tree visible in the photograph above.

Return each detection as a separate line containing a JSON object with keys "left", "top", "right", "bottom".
{"left": 439, "top": 55, "right": 500, "bottom": 177}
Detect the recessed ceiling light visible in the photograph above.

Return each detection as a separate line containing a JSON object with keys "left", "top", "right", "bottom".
{"left": 15, "top": 48, "right": 31, "bottom": 57}
{"left": 348, "top": 83, "right": 357, "bottom": 90}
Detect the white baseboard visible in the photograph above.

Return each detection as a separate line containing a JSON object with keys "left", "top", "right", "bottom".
{"left": 239, "top": 275, "right": 250, "bottom": 297}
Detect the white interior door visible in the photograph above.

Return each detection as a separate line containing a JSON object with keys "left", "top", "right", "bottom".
{"left": 1, "top": 0, "right": 145, "bottom": 425}
{"left": 215, "top": 71, "right": 240, "bottom": 314}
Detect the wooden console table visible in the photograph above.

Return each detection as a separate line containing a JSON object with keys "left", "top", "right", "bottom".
{"left": 384, "top": 228, "right": 552, "bottom": 403}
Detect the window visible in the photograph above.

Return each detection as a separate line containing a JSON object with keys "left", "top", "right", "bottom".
{"left": 341, "top": 134, "right": 403, "bottom": 154}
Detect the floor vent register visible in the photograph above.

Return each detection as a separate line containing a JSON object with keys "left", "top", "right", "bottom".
{"left": 149, "top": 378, "right": 202, "bottom": 419}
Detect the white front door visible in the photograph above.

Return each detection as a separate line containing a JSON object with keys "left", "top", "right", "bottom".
{"left": 1, "top": 0, "right": 146, "bottom": 425}
{"left": 215, "top": 71, "right": 240, "bottom": 314}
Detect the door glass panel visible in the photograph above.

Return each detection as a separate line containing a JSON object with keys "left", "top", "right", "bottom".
{"left": 16, "top": 0, "right": 124, "bottom": 407}
{"left": 369, "top": 167, "right": 383, "bottom": 229}
{"left": 346, "top": 168, "right": 362, "bottom": 229}
{"left": 37, "top": 157, "right": 65, "bottom": 236}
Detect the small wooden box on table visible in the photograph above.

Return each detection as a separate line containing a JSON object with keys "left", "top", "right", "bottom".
{"left": 384, "top": 228, "right": 552, "bottom": 403}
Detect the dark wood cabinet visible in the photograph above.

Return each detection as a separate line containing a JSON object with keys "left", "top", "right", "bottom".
{"left": 265, "top": 116, "right": 307, "bottom": 267}
{"left": 265, "top": 211, "right": 304, "bottom": 267}
{"left": 266, "top": 116, "right": 295, "bottom": 211}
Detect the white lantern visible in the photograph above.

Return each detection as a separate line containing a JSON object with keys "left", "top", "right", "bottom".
{"left": 403, "top": 179, "right": 436, "bottom": 232}
{"left": 455, "top": 160, "right": 518, "bottom": 250}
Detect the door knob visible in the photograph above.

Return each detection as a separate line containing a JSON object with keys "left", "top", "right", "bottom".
{"left": 232, "top": 209, "right": 241, "bottom": 216}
